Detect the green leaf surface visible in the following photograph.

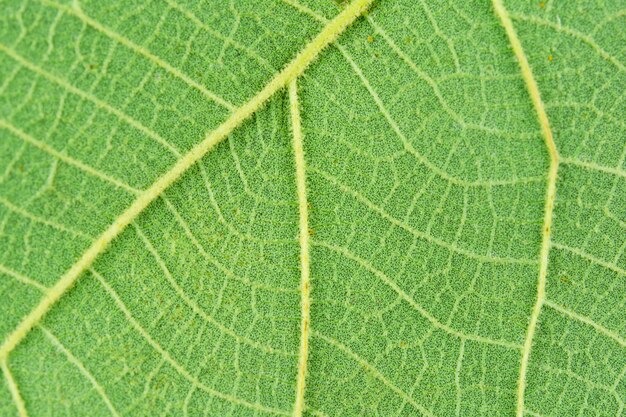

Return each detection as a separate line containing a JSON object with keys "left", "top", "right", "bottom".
{"left": 0, "top": 0, "right": 624, "bottom": 416}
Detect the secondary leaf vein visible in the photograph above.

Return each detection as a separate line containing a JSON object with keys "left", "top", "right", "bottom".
{"left": 133, "top": 222, "right": 295, "bottom": 356}
{"left": 491, "top": 2, "right": 560, "bottom": 416}
{"left": 544, "top": 300, "right": 625, "bottom": 347}
{"left": 1, "top": 359, "right": 28, "bottom": 417}
{"left": 311, "top": 166, "right": 537, "bottom": 265}
{"left": 41, "top": 0, "right": 236, "bottom": 110}
{"left": 314, "top": 240, "right": 523, "bottom": 349}
{"left": 92, "top": 268, "right": 290, "bottom": 416}
{"left": 289, "top": 79, "right": 312, "bottom": 417}
{"left": 39, "top": 325, "right": 121, "bottom": 417}
{"left": 313, "top": 331, "right": 436, "bottom": 417}
{"left": 0, "top": 45, "right": 180, "bottom": 158}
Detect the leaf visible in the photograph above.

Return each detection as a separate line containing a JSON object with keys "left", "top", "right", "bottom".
{"left": 0, "top": 0, "right": 624, "bottom": 416}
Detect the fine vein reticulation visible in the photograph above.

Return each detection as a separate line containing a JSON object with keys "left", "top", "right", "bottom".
{"left": 4, "top": 0, "right": 622, "bottom": 415}
{"left": 0, "top": 0, "right": 374, "bottom": 368}
{"left": 491, "top": 1, "right": 560, "bottom": 416}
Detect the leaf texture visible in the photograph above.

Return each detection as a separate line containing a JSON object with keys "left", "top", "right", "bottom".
{"left": 0, "top": 0, "right": 624, "bottom": 416}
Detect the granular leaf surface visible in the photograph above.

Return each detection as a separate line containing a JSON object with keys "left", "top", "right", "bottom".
{"left": 0, "top": 0, "right": 624, "bottom": 416}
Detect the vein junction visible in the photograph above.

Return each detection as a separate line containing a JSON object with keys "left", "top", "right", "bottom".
{"left": 0, "top": 0, "right": 374, "bottom": 369}
{"left": 491, "top": 1, "right": 560, "bottom": 416}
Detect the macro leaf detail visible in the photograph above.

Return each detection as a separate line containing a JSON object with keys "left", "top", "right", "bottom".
{"left": 0, "top": 0, "right": 624, "bottom": 416}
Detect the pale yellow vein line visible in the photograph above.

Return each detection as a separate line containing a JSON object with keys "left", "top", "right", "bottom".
{"left": 510, "top": 13, "right": 626, "bottom": 73}
{"left": 279, "top": 0, "right": 325, "bottom": 22}
{"left": 311, "top": 166, "right": 537, "bottom": 265}
{"left": 524, "top": 409, "right": 546, "bottom": 417}
{"left": 1, "top": 360, "right": 28, "bottom": 417}
{"left": 283, "top": 0, "right": 545, "bottom": 187}
{"left": 91, "top": 268, "right": 290, "bottom": 416}
{"left": 0, "top": 0, "right": 373, "bottom": 363}
{"left": 163, "top": 0, "right": 275, "bottom": 73}
{"left": 197, "top": 166, "right": 295, "bottom": 244}
{"left": 552, "top": 242, "right": 626, "bottom": 276}
{"left": 336, "top": 38, "right": 533, "bottom": 188}
{"left": 289, "top": 79, "right": 311, "bottom": 417}
{"left": 535, "top": 364, "right": 620, "bottom": 397}
{"left": 0, "top": 264, "right": 47, "bottom": 292}
{"left": 314, "top": 240, "right": 523, "bottom": 350}
{"left": 560, "top": 156, "right": 626, "bottom": 179}
{"left": 0, "top": 120, "right": 140, "bottom": 194}
{"left": 613, "top": 363, "right": 626, "bottom": 391}
{"left": 0, "top": 196, "right": 92, "bottom": 240}
{"left": 305, "top": 408, "right": 330, "bottom": 417}
{"left": 0, "top": 45, "right": 180, "bottom": 157}
{"left": 39, "top": 326, "right": 121, "bottom": 417}
{"left": 132, "top": 222, "right": 293, "bottom": 356}
{"left": 313, "top": 331, "right": 436, "bottom": 417}
{"left": 491, "top": 1, "right": 560, "bottom": 416}
{"left": 161, "top": 197, "right": 296, "bottom": 293}
{"left": 41, "top": 0, "right": 236, "bottom": 111}
{"left": 543, "top": 300, "right": 626, "bottom": 347}
{"left": 366, "top": 14, "right": 537, "bottom": 143}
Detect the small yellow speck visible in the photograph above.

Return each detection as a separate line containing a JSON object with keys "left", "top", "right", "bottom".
{"left": 539, "top": 2, "right": 545, "bottom": 8}
{"left": 307, "top": 228, "right": 315, "bottom": 236}
{"left": 548, "top": 54, "right": 553, "bottom": 61}
{"left": 367, "top": 35, "right": 374, "bottom": 43}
